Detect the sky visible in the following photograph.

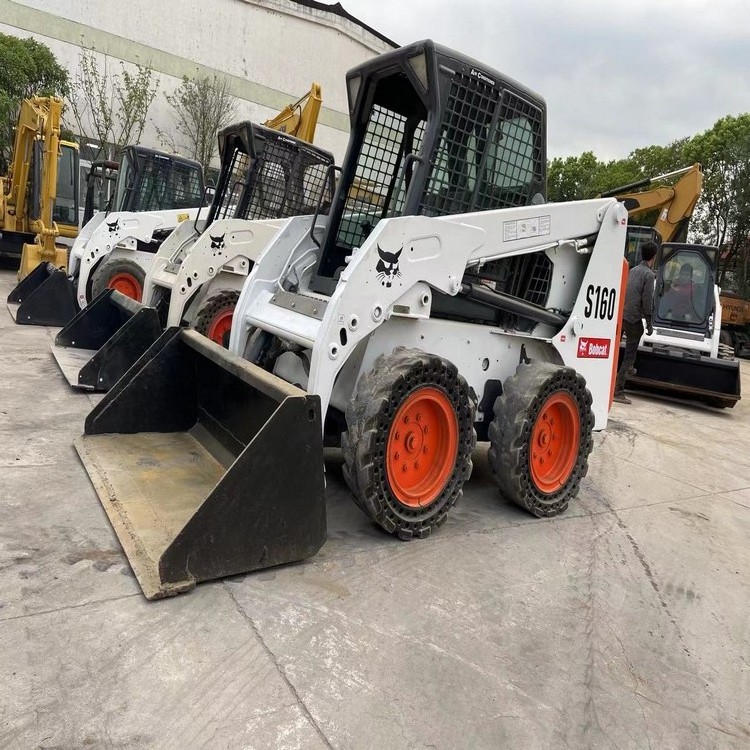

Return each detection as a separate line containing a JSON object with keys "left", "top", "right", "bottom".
{"left": 340, "top": 0, "right": 750, "bottom": 161}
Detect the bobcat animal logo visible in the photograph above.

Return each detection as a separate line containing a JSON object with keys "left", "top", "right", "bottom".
{"left": 578, "top": 339, "right": 588, "bottom": 355}
{"left": 210, "top": 233, "right": 226, "bottom": 250}
{"left": 106, "top": 219, "right": 119, "bottom": 233}
{"left": 376, "top": 244, "right": 402, "bottom": 287}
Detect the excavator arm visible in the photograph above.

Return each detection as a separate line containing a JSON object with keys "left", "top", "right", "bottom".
{"left": 262, "top": 83, "right": 322, "bottom": 144}
{"left": 1, "top": 97, "right": 63, "bottom": 235}
{"left": 601, "top": 163, "right": 703, "bottom": 243}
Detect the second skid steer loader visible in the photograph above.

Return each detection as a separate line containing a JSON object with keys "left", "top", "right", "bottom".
{"left": 7, "top": 146, "right": 205, "bottom": 327}
{"left": 74, "top": 40, "right": 628, "bottom": 599}
{"left": 49, "top": 122, "right": 334, "bottom": 391}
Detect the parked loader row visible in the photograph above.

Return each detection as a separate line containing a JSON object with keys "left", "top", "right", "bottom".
{"left": 3, "top": 40, "right": 741, "bottom": 603}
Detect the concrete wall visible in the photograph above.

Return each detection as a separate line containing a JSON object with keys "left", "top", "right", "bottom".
{"left": 0, "top": 0, "right": 395, "bottom": 162}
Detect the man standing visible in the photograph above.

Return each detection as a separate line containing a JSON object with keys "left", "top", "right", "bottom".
{"left": 613, "top": 241, "right": 658, "bottom": 404}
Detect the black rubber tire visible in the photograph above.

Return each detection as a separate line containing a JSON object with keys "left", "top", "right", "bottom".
{"left": 192, "top": 290, "right": 240, "bottom": 348}
{"left": 90, "top": 257, "right": 146, "bottom": 302}
{"left": 717, "top": 342, "right": 735, "bottom": 360}
{"left": 488, "top": 362, "right": 594, "bottom": 518}
{"left": 341, "top": 347, "right": 477, "bottom": 540}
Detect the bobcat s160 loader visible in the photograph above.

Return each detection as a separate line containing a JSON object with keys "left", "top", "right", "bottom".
{"left": 49, "top": 122, "right": 334, "bottom": 392}
{"left": 74, "top": 40, "right": 628, "bottom": 599}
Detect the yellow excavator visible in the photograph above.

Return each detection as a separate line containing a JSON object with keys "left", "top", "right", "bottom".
{"left": 0, "top": 96, "right": 80, "bottom": 279}
{"left": 600, "top": 163, "right": 703, "bottom": 263}
{"left": 262, "top": 82, "right": 322, "bottom": 143}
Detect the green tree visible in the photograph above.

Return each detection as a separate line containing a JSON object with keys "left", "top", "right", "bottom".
{"left": 683, "top": 115, "right": 750, "bottom": 291}
{"left": 157, "top": 74, "right": 237, "bottom": 173}
{"left": 0, "top": 33, "right": 69, "bottom": 171}
{"left": 547, "top": 151, "right": 603, "bottom": 202}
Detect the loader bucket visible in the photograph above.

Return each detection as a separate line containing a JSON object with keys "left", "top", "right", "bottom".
{"left": 75, "top": 327, "right": 327, "bottom": 599}
{"left": 6, "top": 262, "right": 77, "bottom": 327}
{"left": 51, "top": 289, "right": 162, "bottom": 391}
{"left": 623, "top": 343, "right": 741, "bottom": 408}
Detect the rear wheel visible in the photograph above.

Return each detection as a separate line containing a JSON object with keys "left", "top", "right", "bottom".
{"left": 342, "top": 348, "right": 476, "bottom": 540}
{"left": 488, "top": 362, "right": 594, "bottom": 517}
{"left": 91, "top": 257, "right": 146, "bottom": 302}
{"left": 192, "top": 290, "right": 240, "bottom": 348}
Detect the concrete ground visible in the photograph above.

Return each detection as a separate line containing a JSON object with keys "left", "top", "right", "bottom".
{"left": 0, "top": 268, "right": 748, "bottom": 750}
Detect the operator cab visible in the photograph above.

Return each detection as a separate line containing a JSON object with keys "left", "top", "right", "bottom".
{"left": 652, "top": 242, "right": 717, "bottom": 337}
{"left": 309, "top": 39, "right": 547, "bottom": 297}
{"left": 111, "top": 146, "right": 205, "bottom": 214}
{"left": 207, "top": 122, "right": 334, "bottom": 225}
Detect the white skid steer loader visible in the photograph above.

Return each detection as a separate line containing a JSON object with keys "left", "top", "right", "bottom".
{"left": 8, "top": 146, "right": 205, "bottom": 327}
{"left": 74, "top": 40, "right": 628, "bottom": 599}
{"left": 49, "top": 123, "right": 334, "bottom": 392}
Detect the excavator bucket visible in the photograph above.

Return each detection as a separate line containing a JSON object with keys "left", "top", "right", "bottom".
{"left": 75, "top": 327, "right": 327, "bottom": 599}
{"left": 51, "top": 289, "right": 161, "bottom": 391}
{"left": 6, "top": 262, "right": 77, "bottom": 326}
{"left": 623, "top": 345, "right": 741, "bottom": 408}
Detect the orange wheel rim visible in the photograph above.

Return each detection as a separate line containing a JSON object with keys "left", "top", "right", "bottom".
{"left": 529, "top": 391, "right": 580, "bottom": 494}
{"left": 385, "top": 387, "right": 459, "bottom": 508}
{"left": 108, "top": 273, "right": 142, "bottom": 301}
{"left": 207, "top": 309, "right": 234, "bottom": 347}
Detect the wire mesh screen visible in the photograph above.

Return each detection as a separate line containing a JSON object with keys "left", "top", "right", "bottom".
{"left": 466, "top": 252, "right": 553, "bottom": 330}
{"left": 210, "top": 147, "right": 252, "bottom": 222}
{"left": 334, "top": 105, "right": 426, "bottom": 250}
{"left": 131, "top": 157, "right": 204, "bottom": 213}
{"left": 242, "top": 135, "right": 333, "bottom": 221}
{"left": 420, "top": 74, "right": 542, "bottom": 217}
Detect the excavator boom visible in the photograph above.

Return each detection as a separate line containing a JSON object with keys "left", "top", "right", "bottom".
{"left": 602, "top": 164, "right": 703, "bottom": 244}
{"left": 262, "top": 82, "right": 322, "bottom": 144}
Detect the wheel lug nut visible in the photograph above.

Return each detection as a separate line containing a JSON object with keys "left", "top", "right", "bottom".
{"left": 394, "top": 432, "right": 400, "bottom": 440}
{"left": 415, "top": 461, "right": 420, "bottom": 469}
{"left": 416, "top": 413, "right": 421, "bottom": 422}
{"left": 395, "top": 452, "right": 400, "bottom": 460}
{"left": 423, "top": 445, "right": 428, "bottom": 454}
{"left": 402, "top": 464, "right": 408, "bottom": 472}
{"left": 404, "top": 415, "right": 410, "bottom": 424}
{"left": 424, "top": 426, "right": 429, "bottom": 434}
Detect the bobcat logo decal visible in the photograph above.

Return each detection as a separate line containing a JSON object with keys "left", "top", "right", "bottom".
{"left": 210, "top": 233, "right": 226, "bottom": 250}
{"left": 376, "top": 244, "right": 402, "bottom": 287}
{"left": 106, "top": 219, "right": 119, "bottom": 233}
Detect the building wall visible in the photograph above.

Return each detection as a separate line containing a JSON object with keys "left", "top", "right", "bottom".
{"left": 0, "top": 0, "right": 395, "bottom": 162}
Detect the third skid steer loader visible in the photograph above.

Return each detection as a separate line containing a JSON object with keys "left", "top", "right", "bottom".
{"left": 7, "top": 146, "right": 205, "bottom": 327}
{"left": 75, "top": 40, "right": 629, "bottom": 600}
{"left": 49, "top": 122, "right": 334, "bottom": 391}
{"left": 603, "top": 164, "right": 741, "bottom": 407}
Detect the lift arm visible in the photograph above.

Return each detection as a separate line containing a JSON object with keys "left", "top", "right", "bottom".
{"left": 1, "top": 96, "right": 63, "bottom": 234}
{"left": 262, "top": 83, "right": 322, "bottom": 144}
{"left": 600, "top": 164, "right": 703, "bottom": 243}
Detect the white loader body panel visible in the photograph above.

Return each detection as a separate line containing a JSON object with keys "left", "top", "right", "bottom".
{"left": 231, "top": 199, "right": 629, "bottom": 432}
{"left": 143, "top": 217, "right": 285, "bottom": 327}
{"left": 71, "top": 207, "right": 200, "bottom": 308}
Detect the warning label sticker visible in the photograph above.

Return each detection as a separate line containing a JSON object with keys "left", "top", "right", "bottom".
{"left": 503, "top": 215, "right": 551, "bottom": 242}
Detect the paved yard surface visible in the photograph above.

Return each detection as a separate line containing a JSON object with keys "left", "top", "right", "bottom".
{"left": 0, "top": 269, "right": 748, "bottom": 749}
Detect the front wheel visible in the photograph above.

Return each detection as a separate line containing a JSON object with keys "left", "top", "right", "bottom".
{"left": 192, "top": 290, "right": 240, "bottom": 348}
{"left": 90, "top": 257, "right": 146, "bottom": 302}
{"left": 342, "top": 348, "right": 476, "bottom": 540}
{"left": 488, "top": 362, "right": 594, "bottom": 517}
